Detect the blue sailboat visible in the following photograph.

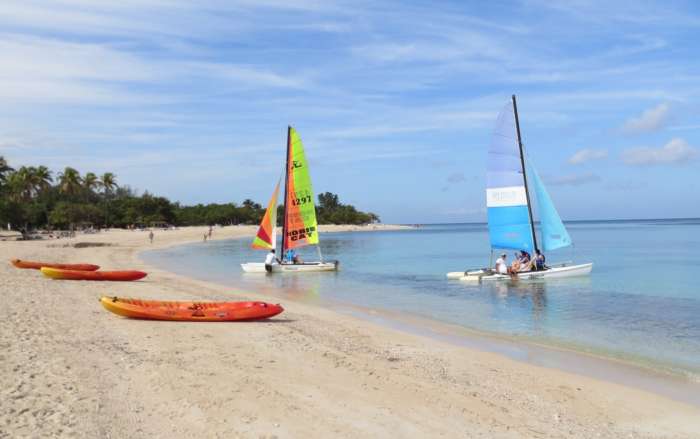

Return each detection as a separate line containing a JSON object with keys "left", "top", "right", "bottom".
{"left": 449, "top": 95, "right": 593, "bottom": 281}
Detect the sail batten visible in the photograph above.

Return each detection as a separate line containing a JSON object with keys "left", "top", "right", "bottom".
{"left": 486, "top": 101, "right": 535, "bottom": 253}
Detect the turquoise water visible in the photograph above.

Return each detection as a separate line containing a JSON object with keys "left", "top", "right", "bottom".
{"left": 142, "top": 219, "right": 700, "bottom": 378}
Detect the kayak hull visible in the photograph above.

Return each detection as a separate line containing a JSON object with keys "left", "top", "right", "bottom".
{"left": 100, "top": 296, "right": 284, "bottom": 321}
{"left": 241, "top": 261, "right": 338, "bottom": 273}
{"left": 447, "top": 262, "right": 593, "bottom": 281}
{"left": 41, "top": 267, "right": 147, "bottom": 281}
{"left": 11, "top": 259, "right": 100, "bottom": 271}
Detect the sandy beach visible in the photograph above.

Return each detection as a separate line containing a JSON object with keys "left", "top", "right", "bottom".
{"left": 2, "top": 225, "right": 699, "bottom": 438}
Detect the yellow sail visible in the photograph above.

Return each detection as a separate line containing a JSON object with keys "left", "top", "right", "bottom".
{"left": 283, "top": 127, "right": 319, "bottom": 250}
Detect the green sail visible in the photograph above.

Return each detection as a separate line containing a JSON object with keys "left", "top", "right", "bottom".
{"left": 284, "top": 127, "right": 319, "bottom": 249}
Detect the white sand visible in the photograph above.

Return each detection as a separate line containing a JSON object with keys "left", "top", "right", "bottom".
{"left": 2, "top": 225, "right": 699, "bottom": 438}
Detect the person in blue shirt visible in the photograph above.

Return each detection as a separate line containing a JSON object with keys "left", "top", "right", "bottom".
{"left": 534, "top": 249, "right": 546, "bottom": 271}
{"left": 285, "top": 249, "right": 295, "bottom": 264}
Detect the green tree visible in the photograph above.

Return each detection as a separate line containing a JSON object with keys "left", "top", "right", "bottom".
{"left": 6, "top": 167, "right": 33, "bottom": 201}
{"left": 83, "top": 172, "right": 99, "bottom": 193}
{"left": 0, "top": 156, "right": 13, "bottom": 187}
{"left": 100, "top": 172, "right": 118, "bottom": 196}
{"left": 33, "top": 166, "right": 53, "bottom": 194}
{"left": 58, "top": 167, "right": 83, "bottom": 197}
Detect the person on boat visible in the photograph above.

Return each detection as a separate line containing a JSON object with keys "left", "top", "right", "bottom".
{"left": 495, "top": 253, "right": 508, "bottom": 275}
{"left": 285, "top": 249, "right": 295, "bottom": 264}
{"left": 509, "top": 255, "right": 522, "bottom": 275}
{"left": 265, "top": 249, "right": 280, "bottom": 273}
{"left": 517, "top": 250, "right": 532, "bottom": 272}
{"left": 292, "top": 253, "right": 303, "bottom": 264}
{"left": 534, "top": 249, "right": 546, "bottom": 271}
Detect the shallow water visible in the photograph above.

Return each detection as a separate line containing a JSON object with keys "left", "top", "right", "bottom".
{"left": 142, "top": 219, "right": 700, "bottom": 378}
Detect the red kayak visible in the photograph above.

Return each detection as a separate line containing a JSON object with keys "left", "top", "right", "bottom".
{"left": 11, "top": 259, "right": 100, "bottom": 271}
{"left": 41, "top": 267, "right": 147, "bottom": 281}
{"left": 100, "top": 296, "right": 284, "bottom": 321}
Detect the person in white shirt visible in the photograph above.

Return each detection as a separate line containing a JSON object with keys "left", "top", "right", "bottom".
{"left": 264, "top": 249, "right": 280, "bottom": 273}
{"left": 495, "top": 253, "right": 508, "bottom": 274}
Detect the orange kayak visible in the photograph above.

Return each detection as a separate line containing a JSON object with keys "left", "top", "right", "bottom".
{"left": 41, "top": 267, "right": 147, "bottom": 281}
{"left": 11, "top": 259, "right": 100, "bottom": 271}
{"left": 100, "top": 296, "right": 284, "bottom": 321}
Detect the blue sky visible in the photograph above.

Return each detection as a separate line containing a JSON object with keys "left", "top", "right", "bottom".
{"left": 0, "top": 0, "right": 699, "bottom": 223}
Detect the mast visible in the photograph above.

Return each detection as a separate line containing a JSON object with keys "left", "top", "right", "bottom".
{"left": 281, "top": 125, "right": 291, "bottom": 257}
{"left": 512, "top": 94, "right": 539, "bottom": 253}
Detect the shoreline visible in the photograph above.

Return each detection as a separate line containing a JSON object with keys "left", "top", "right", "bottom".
{"left": 3, "top": 226, "right": 700, "bottom": 437}
{"left": 142, "top": 239, "right": 700, "bottom": 407}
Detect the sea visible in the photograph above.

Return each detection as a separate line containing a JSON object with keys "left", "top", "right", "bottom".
{"left": 142, "top": 219, "right": 700, "bottom": 382}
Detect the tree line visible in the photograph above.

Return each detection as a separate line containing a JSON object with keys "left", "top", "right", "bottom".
{"left": 0, "top": 157, "right": 379, "bottom": 232}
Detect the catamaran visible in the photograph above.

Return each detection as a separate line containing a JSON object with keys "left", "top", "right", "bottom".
{"left": 447, "top": 95, "right": 592, "bottom": 281}
{"left": 241, "top": 126, "right": 338, "bottom": 273}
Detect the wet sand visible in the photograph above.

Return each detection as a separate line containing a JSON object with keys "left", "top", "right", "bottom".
{"left": 2, "top": 225, "right": 699, "bottom": 438}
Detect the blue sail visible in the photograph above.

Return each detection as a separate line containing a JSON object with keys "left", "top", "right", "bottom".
{"left": 486, "top": 101, "right": 535, "bottom": 253}
{"left": 525, "top": 159, "right": 572, "bottom": 251}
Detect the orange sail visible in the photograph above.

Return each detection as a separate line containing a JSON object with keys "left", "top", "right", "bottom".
{"left": 252, "top": 178, "right": 281, "bottom": 249}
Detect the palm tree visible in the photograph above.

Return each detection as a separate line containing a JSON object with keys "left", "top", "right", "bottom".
{"left": 83, "top": 172, "right": 99, "bottom": 193}
{"left": 33, "top": 166, "right": 53, "bottom": 194}
{"left": 99, "top": 172, "right": 118, "bottom": 196}
{"left": 6, "top": 166, "right": 33, "bottom": 201}
{"left": 0, "top": 156, "right": 13, "bottom": 186}
{"left": 58, "top": 167, "right": 82, "bottom": 196}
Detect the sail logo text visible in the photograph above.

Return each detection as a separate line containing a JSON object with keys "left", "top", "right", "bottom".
{"left": 288, "top": 226, "right": 316, "bottom": 241}
{"left": 486, "top": 186, "right": 527, "bottom": 207}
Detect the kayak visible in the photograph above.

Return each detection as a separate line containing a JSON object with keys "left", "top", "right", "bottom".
{"left": 11, "top": 259, "right": 100, "bottom": 271}
{"left": 41, "top": 267, "right": 147, "bottom": 281}
{"left": 100, "top": 296, "right": 284, "bottom": 321}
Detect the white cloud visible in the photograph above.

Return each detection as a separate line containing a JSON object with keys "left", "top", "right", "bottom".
{"left": 568, "top": 148, "right": 608, "bottom": 165}
{"left": 546, "top": 173, "right": 601, "bottom": 186}
{"left": 622, "top": 103, "right": 670, "bottom": 134}
{"left": 621, "top": 138, "right": 698, "bottom": 166}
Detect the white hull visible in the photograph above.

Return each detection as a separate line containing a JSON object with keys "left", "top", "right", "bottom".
{"left": 446, "top": 262, "right": 592, "bottom": 282}
{"left": 241, "top": 261, "right": 338, "bottom": 273}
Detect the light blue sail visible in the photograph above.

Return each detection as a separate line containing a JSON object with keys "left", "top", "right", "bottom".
{"left": 486, "top": 101, "right": 535, "bottom": 253}
{"left": 526, "top": 159, "right": 572, "bottom": 251}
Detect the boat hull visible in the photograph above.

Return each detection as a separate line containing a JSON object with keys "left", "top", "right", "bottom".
{"left": 11, "top": 259, "right": 100, "bottom": 271}
{"left": 100, "top": 296, "right": 284, "bottom": 321}
{"left": 447, "top": 262, "right": 593, "bottom": 281}
{"left": 241, "top": 261, "right": 338, "bottom": 273}
{"left": 41, "top": 267, "right": 147, "bottom": 281}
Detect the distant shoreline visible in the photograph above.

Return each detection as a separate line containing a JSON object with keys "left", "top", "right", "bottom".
{"left": 411, "top": 217, "right": 700, "bottom": 226}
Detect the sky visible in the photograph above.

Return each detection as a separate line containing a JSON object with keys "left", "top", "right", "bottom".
{"left": 0, "top": 0, "right": 699, "bottom": 223}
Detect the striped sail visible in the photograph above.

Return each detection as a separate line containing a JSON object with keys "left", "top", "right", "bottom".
{"left": 486, "top": 102, "right": 535, "bottom": 253}
{"left": 283, "top": 127, "right": 319, "bottom": 250}
{"left": 526, "top": 159, "right": 572, "bottom": 251}
{"left": 251, "top": 179, "right": 280, "bottom": 250}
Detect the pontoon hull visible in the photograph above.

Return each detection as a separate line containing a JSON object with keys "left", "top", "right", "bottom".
{"left": 241, "top": 261, "right": 338, "bottom": 273}
{"left": 447, "top": 262, "right": 592, "bottom": 282}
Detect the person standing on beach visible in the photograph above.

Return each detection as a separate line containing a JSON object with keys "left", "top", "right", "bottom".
{"left": 208, "top": 225, "right": 213, "bottom": 239}
{"left": 148, "top": 230, "right": 154, "bottom": 244}
{"left": 203, "top": 233, "right": 207, "bottom": 242}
